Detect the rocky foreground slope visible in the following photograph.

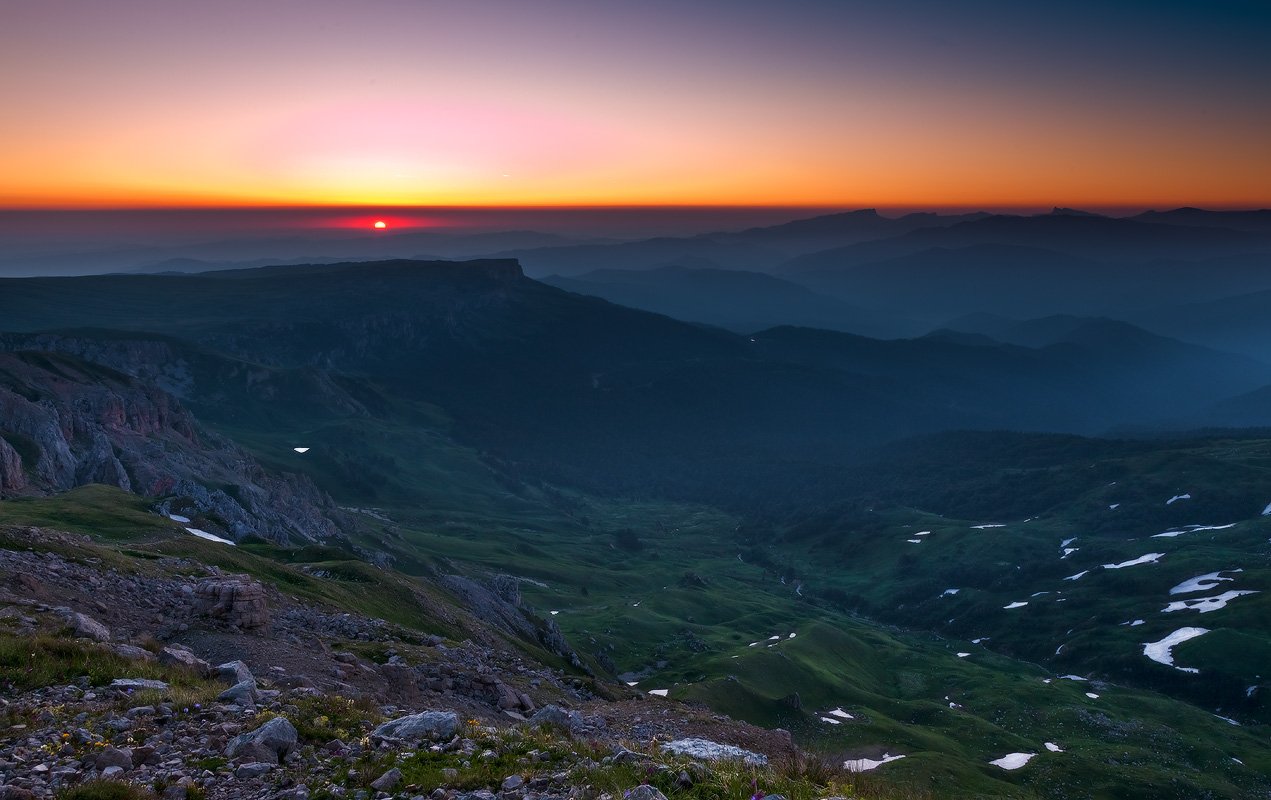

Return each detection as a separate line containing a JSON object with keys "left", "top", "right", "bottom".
{"left": 0, "top": 527, "right": 874, "bottom": 800}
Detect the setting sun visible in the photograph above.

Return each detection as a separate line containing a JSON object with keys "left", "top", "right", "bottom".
{"left": 373, "top": 220, "right": 387, "bottom": 229}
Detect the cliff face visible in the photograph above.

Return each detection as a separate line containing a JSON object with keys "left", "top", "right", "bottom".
{"left": 0, "top": 350, "right": 340, "bottom": 544}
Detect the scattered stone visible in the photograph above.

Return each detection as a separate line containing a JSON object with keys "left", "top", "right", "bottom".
{"left": 225, "top": 716, "right": 299, "bottom": 764}
{"left": 219, "top": 679, "right": 259, "bottom": 705}
{"left": 371, "top": 767, "right": 404, "bottom": 792}
{"left": 235, "top": 762, "right": 274, "bottom": 779}
{"left": 501, "top": 775, "right": 524, "bottom": 791}
{"left": 110, "top": 678, "right": 169, "bottom": 691}
{"left": 216, "top": 660, "right": 255, "bottom": 685}
{"left": 623, "top": 787, "right": 668, "bottom": 800}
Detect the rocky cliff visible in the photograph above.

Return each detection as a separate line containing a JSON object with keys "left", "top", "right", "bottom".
{"left": 0, "top": 350, "right": 340, "bottom": 544}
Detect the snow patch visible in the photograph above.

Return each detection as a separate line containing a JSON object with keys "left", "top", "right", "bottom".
{"left": 826, "top": 707, "right": 854, "bottom": 720}
{"left": 957, "top": 652, "right": 971, "bottom": 658}
{"left": 1166, "top": 493, "right": 1191, "bottom": 505}
{"left": 1162, "top": 590, "right": 1258, "bottom": 614}
{"left": 1143, "top": 627, "right": 1209, "bottom": 671}
{"left": 167, "top": 514, "right": 191, "bottom": 524}
{"left": 989, "top": 753, "right": 1035, "bottom": 770}
{"left": 1170, "top": 570, "right": 1241, "bottom": 595}
{"left": 647, "top": 689, "right": 669, "bottom": 697}
{"left": 184, "top": 527, "right": 234, "bottom": 545}
{"left": 942, "top": 588, "right": 959, "bottom": 596}
{"left": 844, "top": 754, "right": 906, "bottom": 772}
{"left": 1064, "top": 571, "right": 1088, "bottom": 581}
{"left": 1120, "top": 619, "right": 1145, "bottom": 627}
{"left": 972, "top": 523, "right": 1006, "bottom": 529}
{"left": 1044, "top": 742, "right": 1063, "bottom": 753}
{"left": 1085, "top": 692, "right": 1100, "bottom": 699}
{"left": 1003, "top": 601, "right": 1028, "bottom": 609}
{"left": 1102, "top": 553, "right": 1164, "bottom": 569}
{"left": 293, "top": 447, "right": 310, "bottom": 453}
{"left": 819, "top": 717, "right": 841, "bottom": 725}
{"left": 906, "top": 539, "right": 923, "bottom": 544}
{"left": 1109, "top": 504, "right": 1120, "bottom": 510}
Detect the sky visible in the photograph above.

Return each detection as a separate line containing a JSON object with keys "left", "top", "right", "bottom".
{"left": 2, "top": 0, "right": 1270, "bottom": 210}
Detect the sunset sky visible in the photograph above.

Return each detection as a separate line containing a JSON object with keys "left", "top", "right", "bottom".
{"left": 3, "top": 0, "right": 1270, "bottom": 209}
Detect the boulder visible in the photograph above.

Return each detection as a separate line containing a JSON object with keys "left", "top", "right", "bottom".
{"left": 623, "top": 787, "right": 668, "bottom": 800}
{"left": 372, "top": 710, "right": 459, "bottom": 742}
{"left": 235, "top": 762, "right": 274, "bottom": 779}
{"left": 96, "top": 746, "right": 133, "bottom": 771}
{"left": 215, "top": 660, "right": 255, "bottom": 684}
{"left": 225, "top": 716, "right": 298, "bottom": 764}
{"left": 67, "top": 612, "right": 110, "bottom": 642}
{"left": 658, "top": 738, "right": 767, "bottom": 766}
{"left": 110, "top": 678, "right": 169, "bottom": 691}
{"left": 158, "top": 646, "right": 211, "bottom": 676}
{"left": 371, "top": 768, "right": 403, "bottom": 792}
{"left": 529, "top": 704, "right": 582, "bottom": 732}
{"left": 194, "top": 578, "right": 270, "bottom": 631}
{"left": 218, "top": 679, "right": 259, "bottom": 705}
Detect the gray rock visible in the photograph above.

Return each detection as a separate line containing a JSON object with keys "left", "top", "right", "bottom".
{"left": 372, "top": 710, "right": 459, "bottom": 742}
{"left": 96, "top": 746, "right": 133, "bottom": 771}
{"left": 623, "top": 787, "right": 667, "bottom": 800}
{"left": 501, "top": 775, "right": 524, "bottom": 791}
{"left": 528, "top": 705, "right": 581, "bottom": 732}
{"left": 110, "top": 678, "right": 169, "bottom": 691}
{"left": 612, "top": 747, "right": 650, "bottom": 765}
{"left": 215, "top": 660, "right": 255, "bottom": 685}
{"left": 101, "top": 766, "right": 124, "bottom": 778}
{"left": 68, "top": 612, "right": 110, "bottom": 642}
{"left": 235, "top": 762, "right": 274, "bottom": 779}
{"left": 225, "top": 716, "right": 298, "bottom": 764}
{"left": 371, "top": 768, "right": 403, "bottom": 792}
{"left": 158, "top": 646, "right": 211, "bottom": 676}
{"left": 218, "top": 679, "right": 258, "bottom": 705}
{"left": 658, "top": 738, "right": 767, "bottom": 766}
{"left": 110, "top": 643, "right": 156, "bottom": 662}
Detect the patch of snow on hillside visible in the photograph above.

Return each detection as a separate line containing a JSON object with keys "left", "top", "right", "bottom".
{"left": 168, "top": 514, "right": 191, "bottom": 523}
{"left": 942, "top": 588, "right": 959, "bottom": 596}
{"left": 989, "top": 753, "right": 1035, "bottom": 770}
{"left": 1166, "top": 493, "right": 1191, "bottom": 504}
{"left": 185, "top": 528, "right": 234, "bottom": 545}
{"left": 1163, "top": 590, "right": 1258, "bottom": 613}
{"left": 1103, "top": 553, "right": 1164, "bottom": 569}
{"left": 1064, "top": 571, "right": 1088, "bottom": 581}
{"left": 1045, "top": 742, "right": 1063, "bottom": 752}
{"left": 1143, "top": 627, "right": 1209, "bottom": 670}
{"left": 1003, "top": 601, "right": 1028, "bottom": 609}
{"left": 972, "top": 524, "right": 1006, "bottom": 529}
{"left": 844, "top": 754, "right": 905, "bottom": 772}
{"left": 1170, "top": 570, "right": 1241, "bottom": 595}
{"left": 647, "top": 689, "right": 669, "bottom": 697}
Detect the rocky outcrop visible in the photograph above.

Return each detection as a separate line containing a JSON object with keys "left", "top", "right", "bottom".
{"left": 0, "top": 351, "right": 341, "bottom": 544}
{"left": 0, "top": 436, "right": 26, "bottom": 491}
{"left": 194, "top": 579, "right": 270, "bottom": 631}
